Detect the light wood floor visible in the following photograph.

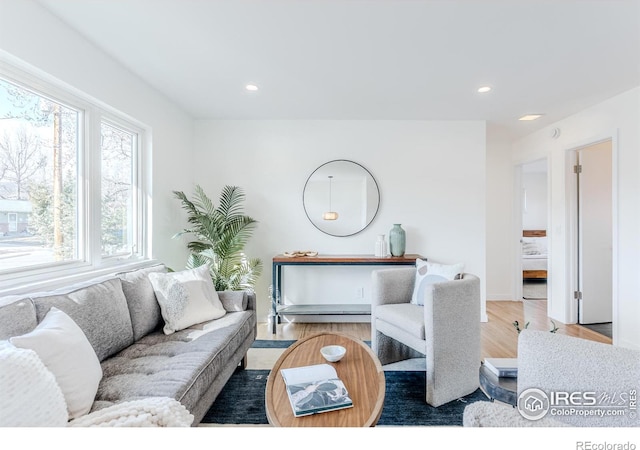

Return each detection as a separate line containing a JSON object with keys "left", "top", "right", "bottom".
{"left": 257, "top": 300, "right": 612, "bottom": 360}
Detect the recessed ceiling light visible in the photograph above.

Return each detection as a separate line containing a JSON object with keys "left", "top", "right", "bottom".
{"left": 477, "top": 86, "right": 492, "bottom": 93}
{"left": 245, "top": 84, "right": 259, "bottom": 91}
{"left": 519, "top": 114, "right": 544, "bottom": 121}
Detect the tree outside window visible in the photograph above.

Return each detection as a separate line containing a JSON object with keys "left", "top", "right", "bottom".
{"left": 0, "top": 78, "right": 78, "bottom": 267}
{"left": 0, "top": 73, "right": 143, "bottom": 275}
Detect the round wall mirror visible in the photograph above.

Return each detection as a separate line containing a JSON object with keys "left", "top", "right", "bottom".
{"left": 303, "top": 160, "right": 380, "bottom": 237}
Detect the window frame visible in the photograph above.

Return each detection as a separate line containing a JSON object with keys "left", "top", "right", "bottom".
{"left": 98, "top": 115, "right": 143, "bottom": 261}
{"left": 0, "top": 60, "right": 152, "bottom": 295}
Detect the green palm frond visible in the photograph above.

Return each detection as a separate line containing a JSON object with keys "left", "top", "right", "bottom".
{"left": 186, "top": 240, "right": 212, "bottom": 254}
{"left": 173, "top": 185, "right": 262, "bottom": 292}
{"left": 237, "top": 257, "right": 263, "bottom": 291}
{"left": 216, "top": 217, "right": 257, "bottom": 257}
{"left": 186, "top": 252, "right": 210, "bottom": 270}
{"left": 192, "top": 184, "right": 217, "bottom": 217}
{"left": 218, "top": 185, "right": 246, "bottom": 220}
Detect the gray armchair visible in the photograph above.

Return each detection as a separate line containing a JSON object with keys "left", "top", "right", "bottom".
{"left": 371, "top": 268, "right": 481, "bottom": 407}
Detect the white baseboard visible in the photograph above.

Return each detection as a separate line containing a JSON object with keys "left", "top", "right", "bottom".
{"left": 617, "top": 338, "right": 640, "bottom": 351}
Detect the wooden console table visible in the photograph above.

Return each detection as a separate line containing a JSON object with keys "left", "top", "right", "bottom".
{"left": 270, "top": 254, "right": 421, "bottom": 333}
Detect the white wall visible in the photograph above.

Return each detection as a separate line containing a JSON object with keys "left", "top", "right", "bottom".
{"left": 485, "top": 125, "right": 516, "bottom": 301}
{"left": 193, "top": 120, "right": 487, "bottom": 322}
{"left": 0, "top": 0, "right": 193, "bottom": 271}
{"left": 513, "top": 87, "right": 640, "bottom": 350}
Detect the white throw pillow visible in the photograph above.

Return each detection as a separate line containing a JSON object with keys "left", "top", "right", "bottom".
{"left": 522, "top": 237, "right": 548, "bottom": 256}
{"left": 0, "top": 340, "right": 68, "bottom": 427}
{"left": 411, "top": 259, "right": 464, "bottom": 306}
{"left": 10, "top": 307, "right": 103, "bottom": 420}
{"left": 148, "top": 265, "right": 226, "bottom": 335}
{"left": 522, "top": 238, "right": 540, "bottom": 255}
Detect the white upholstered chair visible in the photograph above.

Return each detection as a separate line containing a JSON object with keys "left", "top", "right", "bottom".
{"left": 371, "top": 267, "right": 481, "bottom": 407}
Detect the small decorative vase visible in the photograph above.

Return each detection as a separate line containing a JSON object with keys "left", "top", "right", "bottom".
{"left": 375, "top": 234, "right": 387, "bottom": 257}
{"left": 389, "top": 224, "right": 406, "bottom": 257}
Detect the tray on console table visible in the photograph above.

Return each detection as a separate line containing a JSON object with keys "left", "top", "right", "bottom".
{"left": 270, "top": 254, "right": 423, "bottom": 333}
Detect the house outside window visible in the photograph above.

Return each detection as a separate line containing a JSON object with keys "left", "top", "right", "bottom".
{"left": 0, "top": 63, "right": 150, "bottom": 292}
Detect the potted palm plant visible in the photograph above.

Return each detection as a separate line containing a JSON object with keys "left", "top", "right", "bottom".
{"left": 172, "top": 184, "right": 262, "bottom": 291}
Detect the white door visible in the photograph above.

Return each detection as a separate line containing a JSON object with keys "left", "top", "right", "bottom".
{"left": 7, "top": 213, "right": 17, "bottom": 233}
{"left": 577, "top": 140, "right": 613, "bottom": 324}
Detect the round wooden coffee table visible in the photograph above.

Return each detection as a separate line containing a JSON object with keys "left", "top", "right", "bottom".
{"left": 264, "top": 332, "right": 385, "bottom": 427}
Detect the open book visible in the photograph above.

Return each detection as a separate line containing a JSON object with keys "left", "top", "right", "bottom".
{"left": 280, "top": 363, "right": 353, "bottom": 417}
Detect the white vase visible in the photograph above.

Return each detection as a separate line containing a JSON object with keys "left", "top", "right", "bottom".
{"left": 375, "top": 234, "right": 387, "bottom": 257}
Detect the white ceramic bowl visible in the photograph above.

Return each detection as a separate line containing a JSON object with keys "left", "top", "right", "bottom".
{"left": 320, "top": 345, "right": 346, "bottom": 362}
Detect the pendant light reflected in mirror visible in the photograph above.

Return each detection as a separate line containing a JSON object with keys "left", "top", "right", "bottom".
{"left": 322, "top": 175, "right": 339, "bottom": 220}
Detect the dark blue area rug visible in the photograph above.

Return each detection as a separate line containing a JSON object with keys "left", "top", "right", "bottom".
{"left": 250, "top": 340, "right": 297, "bottom": 348}
{"left": 251, "top": 340, "right": 371, "bottom": 348}
{"left": 201, "top": 368, "right": 490, "bottom": 426}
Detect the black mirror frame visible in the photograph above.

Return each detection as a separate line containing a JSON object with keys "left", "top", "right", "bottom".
{"left": 302, "top": 159, "right": 381, "bottom": 237}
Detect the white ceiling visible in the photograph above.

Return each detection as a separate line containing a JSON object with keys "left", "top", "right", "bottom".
{"left": 36, "top": 0, "right": 640, "bottom": 139}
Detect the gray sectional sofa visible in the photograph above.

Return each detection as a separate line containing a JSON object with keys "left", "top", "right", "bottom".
{"left": 0, "top": 264, "right": 257, "bottom": 426}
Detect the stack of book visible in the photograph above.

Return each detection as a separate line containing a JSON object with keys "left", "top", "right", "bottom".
{"left": 280, "top": 363, "right": 353, "bottom": 417}
{"left": 483, "top": 358, "right": 518, "bottom": 377}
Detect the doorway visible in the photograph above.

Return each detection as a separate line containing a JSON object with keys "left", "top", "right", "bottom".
{"left": 572, "top": 140, "right": 613, "bottom": 338}
{"left": 520, "top": 159, "right": 548, "bottom": 301}
{"left": 7, "top": 213, "right": 17, "bottom": 233}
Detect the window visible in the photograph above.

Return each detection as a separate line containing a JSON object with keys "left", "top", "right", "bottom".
{"left": 100, "top": 121, "right": 137, "bottom": 258}
{"left": 0, "top": 63, "right": 149, "bottom": 291}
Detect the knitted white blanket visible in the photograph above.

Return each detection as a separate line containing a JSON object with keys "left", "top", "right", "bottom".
{"left": 0, "top": 342, "right": 68, "bottom": 427}
{"left": 68, "top": 397, "right": 194, "bottom": 427}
